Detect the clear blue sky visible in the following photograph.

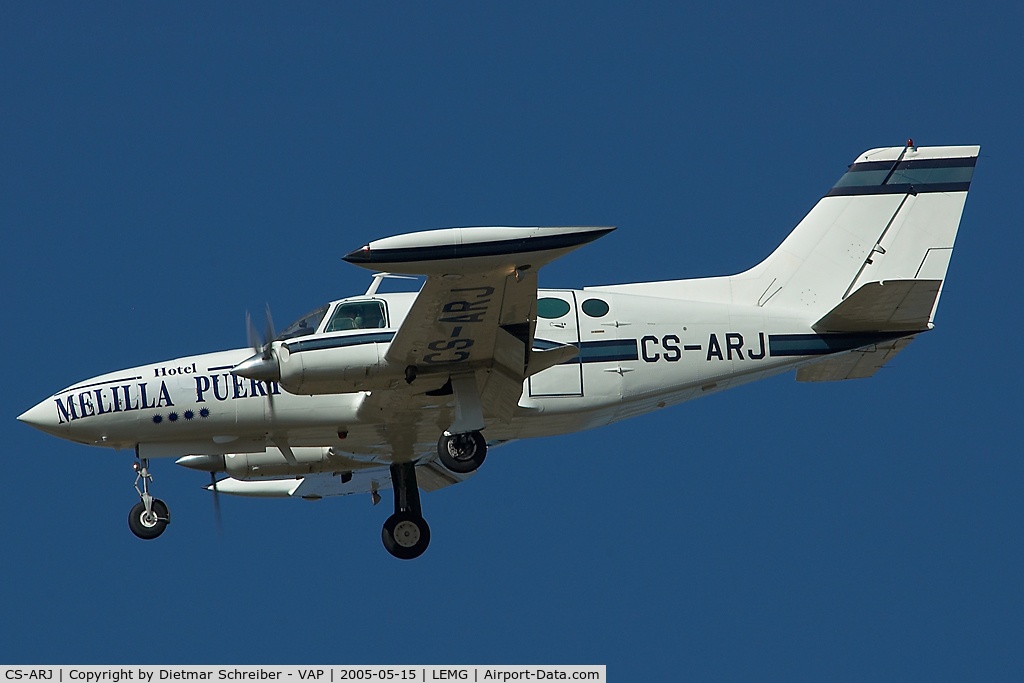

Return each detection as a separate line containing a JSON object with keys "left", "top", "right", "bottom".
{"left": 2, "top": 2, "right": 1021, "bottom": 679}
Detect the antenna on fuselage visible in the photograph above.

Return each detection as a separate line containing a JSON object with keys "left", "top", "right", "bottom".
{"left": 365, "top": 272, "right": 418, "bottom": 296}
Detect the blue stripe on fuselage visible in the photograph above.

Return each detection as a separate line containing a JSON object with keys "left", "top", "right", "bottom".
{"left": 534, "top": 338, "right": 638, "bottom": 364}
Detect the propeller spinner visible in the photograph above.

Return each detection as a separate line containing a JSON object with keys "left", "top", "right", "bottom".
{"left": 232, "top": 304, "right": 281, "bottom": 382}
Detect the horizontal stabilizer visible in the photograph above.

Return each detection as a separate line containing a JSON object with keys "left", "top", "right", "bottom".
{"left": 813, "top": 280, "right": 940, "bottom": 333}
{"left": 796, "top": 335, "right": 916, "bottom": 382}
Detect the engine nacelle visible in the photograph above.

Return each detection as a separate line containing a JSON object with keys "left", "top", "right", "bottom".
{"left": 226, "top": 446, "right": 335, "bottom": 478}
{"left": 177, "top": 447, "right": 371, "bottom": 479}
{"left": 276, "top": 336, "right": 400, "bottom": 395}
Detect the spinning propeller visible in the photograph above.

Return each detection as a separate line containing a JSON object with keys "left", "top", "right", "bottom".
{"left": 232, "top": 304, "right": 282, "bottom": 384}
{"left": 176, "top": 455, "right": 227, "bottom": 536}
{"left": 236, "top": 305, "right": 297, "bottom": 466}
{"left": 246, "top": 303, "right": 276, "bottom": 362}
{"left": 210, "top": 472, "right": 223, "bottom": 537}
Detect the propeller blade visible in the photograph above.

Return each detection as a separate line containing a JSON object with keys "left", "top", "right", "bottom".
{"left": 246, "top": 310, "right": 262, "bottom": 355}
{"left": 264, "top": 305, "right": 276, "bottom": 415}
{"left": 237, "top": 304, "right": 280, "bottom": 407}
{"left": 263, "top": 304, "right": 276, "bottom": 360}
{"left": 210, "top": 472, "right": 223, "bottom": 538}
{"left": 265, "top": 303, "right": 276, "bottom": 340}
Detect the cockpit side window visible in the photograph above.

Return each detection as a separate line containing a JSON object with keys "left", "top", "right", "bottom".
{"left": 276, "top": 305, "right": 329, "bottom": 341}
{"left": 324, "top": 301, "right": 387, "bottom": 333}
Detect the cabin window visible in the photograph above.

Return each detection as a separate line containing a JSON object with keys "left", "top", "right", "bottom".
{"left": 276, "top": 305, "right": 329, "bottom": 341}
{"left": 324, "top": 301, "right": 387, "bottom": 332}
{"left": 581, "top": 298, "right": 609, "bottom": 317}
{"left": 537, "top": 297, "right": 571, "bottom": 319}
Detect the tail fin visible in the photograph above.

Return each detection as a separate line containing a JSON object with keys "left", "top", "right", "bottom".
{"left": 591, "top": 143, "right": 979, "bottom": 323}
{"left": 741, "top": 143, "right": 978, "bottom": 320}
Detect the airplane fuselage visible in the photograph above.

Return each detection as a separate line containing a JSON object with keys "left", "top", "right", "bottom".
{"left": 15, "top": 145, "right": 979, "bottom": 553}
{"left": 21, "top": 286, "right": 868, "bottom": 464}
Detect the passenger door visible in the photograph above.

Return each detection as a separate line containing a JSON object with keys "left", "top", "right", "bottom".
{"left": 528, "top": 291, "right": 583, "bottom": 397}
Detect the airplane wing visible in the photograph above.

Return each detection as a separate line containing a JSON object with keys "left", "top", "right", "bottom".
{"left": 344, "top": 226, "right": 611, "bottom": 428}
{"left": 384, "top": 268, "right": 537, "bottom": 425}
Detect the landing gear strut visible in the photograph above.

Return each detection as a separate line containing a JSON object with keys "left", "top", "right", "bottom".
{"left": 437, "top": 430, "right": 487, "bottom": 473}
{"left": 128, "top": 457, "right": 170, "bottom": 540}
{"left": 382, "top": 462, "right": 430, "bottom": 560}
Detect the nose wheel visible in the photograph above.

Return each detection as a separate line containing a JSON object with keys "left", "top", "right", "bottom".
{"left": 382, "top": 462, "right": 430, "bottom": 559}
{"left": 128, "top": 499, "right": 170, "bottom": 539}
{"left": 128, "top": 456, "right": 170, "bottom": 540}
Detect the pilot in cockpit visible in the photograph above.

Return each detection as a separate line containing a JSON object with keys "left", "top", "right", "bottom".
{"left": 324, "top": 301, "right": 387, "bottom": 333}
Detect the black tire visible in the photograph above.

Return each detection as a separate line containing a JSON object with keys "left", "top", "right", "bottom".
{"left": 437, "top": 431, "right": 487, "bottom": 473}
{"left": 128, "top": 499, "right": 170, "bottom": 540}
{"left": 382, "top": 511, "right": 431, "bottom": 560}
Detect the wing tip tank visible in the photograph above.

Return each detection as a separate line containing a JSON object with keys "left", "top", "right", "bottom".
{"left": 342, "top": 225, "right": 615, "bottom": 271}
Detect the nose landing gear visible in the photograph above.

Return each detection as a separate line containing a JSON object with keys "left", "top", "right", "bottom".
{"left": 382, "top": 462, "right": 430, "bottom": 559}
{"left": 128, "top": 457, "right": 170, "bottom": 540}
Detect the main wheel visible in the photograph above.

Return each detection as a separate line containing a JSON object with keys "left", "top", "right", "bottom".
{"left": 128, "top": 499, "right": 170, "bottom": 540}
{"left": 437, "top": 431, "right": 487, "bottom": 473}
{"left": 382, "top": 511, "right": 431, "bottom": 560}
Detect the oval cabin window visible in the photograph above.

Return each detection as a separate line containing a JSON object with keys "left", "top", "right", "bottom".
{"left": 581, "top": 298, "right": 609, "bottom": 317}
{"left": 537, "top": 297, "right": 571, "bottom": 319}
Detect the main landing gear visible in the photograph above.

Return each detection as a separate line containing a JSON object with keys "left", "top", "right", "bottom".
{"left": 382, "top": 462, "right": 430, "bottom": 560}
{"left": 437, "top": 373, "right": 487, "bottom": 474}
{"left": 379, "top": 429, "right": 487, "bottom": 559}
{"left": 437, "top": 430, "right": 487, "bottom": 473}
{"left": 128, "top": 457, "right": 170, "bottom": 540}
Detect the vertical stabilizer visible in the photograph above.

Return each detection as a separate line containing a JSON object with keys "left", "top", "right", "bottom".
{"left": 590, "top": 144, "right": 978, "bottom": 324}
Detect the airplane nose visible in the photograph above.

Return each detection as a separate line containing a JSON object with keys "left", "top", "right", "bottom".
{"left": 17, "top": 398, "right": 64, "bottom": 435}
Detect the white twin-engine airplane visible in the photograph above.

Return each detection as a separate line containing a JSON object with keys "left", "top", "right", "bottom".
{"left": 18, "top": 143, "right": 977, "bottom": 558}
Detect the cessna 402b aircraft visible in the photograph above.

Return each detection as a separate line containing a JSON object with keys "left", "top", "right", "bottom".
{"left": 18, "top": 143, "right": 977, "bottom": 559}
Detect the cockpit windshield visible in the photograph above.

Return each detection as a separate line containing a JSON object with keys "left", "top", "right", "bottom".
{"left": 323, "top": 301, "right": 387, "bottom": 332}
{"left": 275, "top": 305, "right": 329, "bottom": 341}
